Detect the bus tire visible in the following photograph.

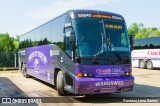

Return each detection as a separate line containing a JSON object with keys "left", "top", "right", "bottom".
{"left": 139, "top": 60, "right": 146, "bottom": 69}
{"left": 146, "top": 60, "right": 153, "bottom": 70}
{"left": 57, "top": 71, "right": 67, "bottom": 96}
{"left": 22, "top": 64, "right": 30, "bottom": 78}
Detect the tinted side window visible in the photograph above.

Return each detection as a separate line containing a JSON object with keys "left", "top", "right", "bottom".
{"left": 134, "top": 37, "right": 160, "bottom": 49}
{"left": 20, "top": 14, "right": 66, "bottom": 50}
{"left": 52, "top": 15, "right": 65, "bottom": 51}
{"left": 42, "top": 22, "right": 52, "bottom": 44}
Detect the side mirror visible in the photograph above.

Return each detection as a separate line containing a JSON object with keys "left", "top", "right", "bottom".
{"left": 69, "top": 30, "right": 76, "bottom": 44}
{"left": 129, "top": 34, "right": 134, "bottom": 51}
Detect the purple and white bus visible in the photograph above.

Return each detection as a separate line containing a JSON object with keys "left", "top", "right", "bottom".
{"left": 19, "top": 10, "right": 134, "bottom": 95}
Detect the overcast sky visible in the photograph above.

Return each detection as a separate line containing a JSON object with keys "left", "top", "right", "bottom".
{"left": 0, "top": 0, "right": 159, "bottom": 37}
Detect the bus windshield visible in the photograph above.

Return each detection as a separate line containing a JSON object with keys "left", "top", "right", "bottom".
{"left": 73, "top": 18, "right": 130, "bottom": 57}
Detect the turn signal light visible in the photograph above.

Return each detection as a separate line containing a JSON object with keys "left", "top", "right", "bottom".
{"left": 77, "top": 73, "right": 83, "bottom": 77}
{"left": 129, "top": 72, "right": 132, "bottom": 75}
{"left": 123, "top": 72, "right": 132, "bottom": 76}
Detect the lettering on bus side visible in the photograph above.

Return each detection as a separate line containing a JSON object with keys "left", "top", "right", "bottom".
{"left": 78, "top": 14, "right": 92, "bottom": 18}
{"left": 20, "top": 50, "right": 25, "bottom": 55}
{"left": 147, "top": 51, "right": 160, "bottom": 55}
{"left": 50, "top": 50, "right": 60, "bottom": 56}
{"left": 112, "top": 16, "right": 123, "bottom": 21}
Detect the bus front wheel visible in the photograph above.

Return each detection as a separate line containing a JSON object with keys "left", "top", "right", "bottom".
{"left": 146, "top": 60, "right": 153, "bottom": 70}
{"left": 56, "top": 71, "right": 67, "bottom": 96}
{"left": 139, "top": 60, "right": 146, "bottom": 69}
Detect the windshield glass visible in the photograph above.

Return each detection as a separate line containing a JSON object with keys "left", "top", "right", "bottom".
{"left": 73, "top": 19, "right": 130, "bottom": 57}
{"left": 104, "top": 20, "right": 130, "bottom": 52}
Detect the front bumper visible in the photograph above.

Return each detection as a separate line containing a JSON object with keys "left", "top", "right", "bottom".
{"left": 75, "top": 76, "right": 134, "bottom": 94}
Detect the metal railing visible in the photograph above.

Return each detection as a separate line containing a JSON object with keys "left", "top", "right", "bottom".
{"left": 0, "top": 52, "right": 18, "bottom": 68}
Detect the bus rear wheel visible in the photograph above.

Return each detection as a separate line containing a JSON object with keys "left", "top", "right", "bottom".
{"left": 146, "top": 60, "right": 153, "bottom": 70}
{"left": 56, "top": 71, "right": 67, "bottom": 96}
{"left": 139, "top": 60, "right": 146, "bottom": 69}
{"left": 21, "top": 64, "right": 30, "bottom": 78}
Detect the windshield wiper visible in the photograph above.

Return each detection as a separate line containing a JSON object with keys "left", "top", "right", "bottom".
{"left": 91, "top": 17, "right": 106, "bottom": 64}
{"left": 92, "top": 32, "right": 104, "bottom": 63}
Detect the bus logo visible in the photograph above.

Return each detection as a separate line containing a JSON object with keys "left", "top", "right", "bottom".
{"left": 28, "top": 51, "right": 47, "bottom": 71}
{"left": 34, "top": 59, "right": 39, "bottom": 70}
{"left": 96, "top": 69, "right": 112, "bottom": 73}
{"left": 96, "top": 68, "right": 122, "bottom": 74}
{"left": 29, "top": 51, "right": 47, "bottom": 63}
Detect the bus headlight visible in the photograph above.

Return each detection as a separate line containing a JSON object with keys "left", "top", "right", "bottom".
{"left": 76, "top": 73, "right": 94, "bottom": 77}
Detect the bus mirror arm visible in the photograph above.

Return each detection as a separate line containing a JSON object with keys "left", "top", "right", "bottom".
{"left": 70, "top": 30, "right": 76, "bottom": 62}
{"left": 129, "top": 34, "right": 134, "bottom": 51}
{"left": 72, "top": 45, "right": 76, "bottom": 62}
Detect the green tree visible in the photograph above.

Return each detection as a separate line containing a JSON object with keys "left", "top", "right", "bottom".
{"left": 128, "top": 23, "right": 144, "bottom": 36}
{"left": 128, "top": 23, "right": 160, "bottom": 39}
{"left": 0, "top": 33, "right": 15, "bottom": 52}
{"left": 0, "top": 33, "right": 16, "bottom": 67}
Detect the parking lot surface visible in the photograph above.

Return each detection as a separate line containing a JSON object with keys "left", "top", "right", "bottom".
{"left": 0, "top": 67, "right": 160, "bottom": 106}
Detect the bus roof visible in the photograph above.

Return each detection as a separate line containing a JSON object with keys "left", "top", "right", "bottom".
{"left": 21, "top": 9, "right": 125, "bottom": 37}
{"left": 68, "top": 9, "right": 124, "bottom": 21}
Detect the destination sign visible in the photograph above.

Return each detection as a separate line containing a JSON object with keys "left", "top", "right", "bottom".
{"left": 76, "top": 14, "right": 123, "bottom": 21}
{"left": 92, "top": 14, "right": 112, "bottom": 19}
{"left": 105, "top": 24, "right": 123, "bottom": 29}
{"left": 93, "top": 15, "right": 123, "bottom": 21}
